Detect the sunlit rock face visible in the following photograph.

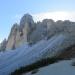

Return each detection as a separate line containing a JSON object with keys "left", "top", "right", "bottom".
{"left": 20, "top": 14, "right": 35, "bottom": 44}
{"left": 6, "top": 14, "right": 36, "bottom": 50}
{"left": 4, "top": 14, "right": 75, "bottom": 50}
{"left": 6, "top": 23, "right": 19, "bottom": 50}
{"left": 55, "top": 20, "right": 75, "bottom": 35}
{"left": 42, "top": 19, "right": 57, "bottom": 38}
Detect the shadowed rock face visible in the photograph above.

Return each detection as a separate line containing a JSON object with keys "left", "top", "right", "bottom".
{"left": 1, "top": 13, "right": 75, "bottom": 50}
{"left": 0, "top": 39, "right": 7, "bottom": 51}
{"left": 57, "top": 44, "right": 75, "bottom": 59}
{"left": 20, "top": 13, "right": 35, "bottom": 32}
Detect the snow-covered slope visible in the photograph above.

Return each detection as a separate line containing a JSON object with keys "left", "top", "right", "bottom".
{"left": 26, "top": 60, "right": 74, "bottom": 75}
{"left": 0, "top": 34, "right": 73, "bottom": 75}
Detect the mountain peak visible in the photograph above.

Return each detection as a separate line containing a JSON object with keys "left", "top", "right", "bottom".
{"left": 20, "top": 13, "right": 34, "bottom": 29}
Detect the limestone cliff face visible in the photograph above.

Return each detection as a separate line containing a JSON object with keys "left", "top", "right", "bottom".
{"left": 4, "top": 14, "right": 75, "bottom": 50}
{"left": 6, "top": 23, "right": 19, "bottom": 50}
{"left": 29, "top": 21, "right": 47, "bottom": 44}
{"left": 20, "top": 14, "right": 35, "bottom": 44}
{"left": 6, "top": 14, "right": 36, "bottom": 50}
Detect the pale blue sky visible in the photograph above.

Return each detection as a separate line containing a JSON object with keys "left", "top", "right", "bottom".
{"left": 0, "top": 0, "right": 75, "bottom": 42}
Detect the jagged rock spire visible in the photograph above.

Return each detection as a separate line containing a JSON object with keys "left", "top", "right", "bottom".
{"left": 20, "top": 13, "right": 34, "bottom": 30}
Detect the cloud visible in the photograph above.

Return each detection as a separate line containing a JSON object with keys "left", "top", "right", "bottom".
{"left": 33, "top": 11, "right": 75, "bottom": 22}
{"left": 12, "top": 11, "right": 75, "bottom": 24}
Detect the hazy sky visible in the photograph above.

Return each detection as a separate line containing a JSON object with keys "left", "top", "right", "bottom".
{"left": 0, "top": 0, "right": 75, "bottom": 43}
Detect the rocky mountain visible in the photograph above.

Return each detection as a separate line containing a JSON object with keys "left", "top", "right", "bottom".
{"left": 0, "top": 13, "right": 75, "bottom": 75}
{"left": 1, "top": 13, "right": 75, "bottom": 51}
